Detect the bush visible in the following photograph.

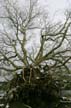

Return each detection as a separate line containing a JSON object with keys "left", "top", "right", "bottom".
{"left": 3, "top": 70, "right": 61, "bottom": 108}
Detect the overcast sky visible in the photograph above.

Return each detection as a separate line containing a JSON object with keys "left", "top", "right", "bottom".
{"left": 18, "top": 0, "right": 71, "bottom": 22}
{"left": 19, "top": 0, "right": 70, "bottom": 11}
{"left": 39, "top": 0, "right": 71, "bottom": 21}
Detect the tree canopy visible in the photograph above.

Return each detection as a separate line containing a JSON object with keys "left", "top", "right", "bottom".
{"left": 0, "top": 0, "right": 71, "bottom": 76}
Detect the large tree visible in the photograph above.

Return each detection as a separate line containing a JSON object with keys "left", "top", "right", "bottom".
{"left": 0, "top": 0, "right": 71, "bottom": 78}
{"left": 0, "top": 1, "right": 71, "bottom": 108}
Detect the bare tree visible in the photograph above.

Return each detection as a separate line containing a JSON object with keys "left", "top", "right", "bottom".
{"left": 0, "top": 0, "right": 71, "bottom": 79}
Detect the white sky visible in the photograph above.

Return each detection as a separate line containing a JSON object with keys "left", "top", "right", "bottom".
{"left": 41, "top": 0, "right": 69, "bottom": 10}
{"left": 39, "top": 0, "right": 71, "bottom": 21}
{"left": 18, "top": 0, "right": 71, "bottom": 22}
{"left": 19, "top": 0, "right": 70, "bottom": 11}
